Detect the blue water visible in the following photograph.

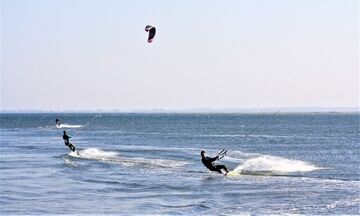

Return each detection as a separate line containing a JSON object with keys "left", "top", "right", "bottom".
{"left": 1, "top": 113, "right": 359, "bottom": 215}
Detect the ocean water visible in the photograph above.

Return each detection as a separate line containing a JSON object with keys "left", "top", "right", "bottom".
{"left": 0, "top": 113, "right": 359, "bottom": 215}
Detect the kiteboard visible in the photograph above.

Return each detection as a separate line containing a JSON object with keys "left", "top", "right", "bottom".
{"left": 225, "top": 170, "right": 239, "bottom": 177}
{"left": 68, "top": 150, "right": 80, "bottom": 157}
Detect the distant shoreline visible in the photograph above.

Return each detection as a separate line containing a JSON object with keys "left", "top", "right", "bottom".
{"left": 1, "top": 107, "right": 359, "bottom": 114}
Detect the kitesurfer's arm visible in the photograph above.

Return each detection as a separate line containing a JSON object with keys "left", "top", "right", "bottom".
{"left": 209, "top": 156, "right": 219, "bottom": 162}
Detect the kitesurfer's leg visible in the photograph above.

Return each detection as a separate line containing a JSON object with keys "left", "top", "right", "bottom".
{"left": 213, "top": 166, "right": 223, "bottom": 174}
{"left": 69, "top": 143, "right": 75, "bottom": 152}
{"left": 215, "top": 165, "right": 228, "bottom": 174}
{"left": 65, "top": 142, "right": 75, "bottom": 152}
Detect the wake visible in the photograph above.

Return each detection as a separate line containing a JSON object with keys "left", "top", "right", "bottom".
{"left": 67, "top": 148, "right": 189, "bottom": 169}
{"left": 69, "top": 148, "right": 118, "bottom": 159}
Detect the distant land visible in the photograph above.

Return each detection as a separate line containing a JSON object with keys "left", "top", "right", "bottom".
{"left": 1, "top": 107, "right": 359, "bottom": 113}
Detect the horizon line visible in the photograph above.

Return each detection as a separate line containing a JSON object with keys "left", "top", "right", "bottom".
{"left": 1, "top": 106, "right": 359, "bottom": 113}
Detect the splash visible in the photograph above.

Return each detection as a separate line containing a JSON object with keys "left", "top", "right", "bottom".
{"left": 56, "top": 124, "right": 82, "bottom": 128}
{"left": 231, "top": 155, "right": 321, "bottom": 175}
{"left": 69, "top": 148, "right": 118, "bottom": 160}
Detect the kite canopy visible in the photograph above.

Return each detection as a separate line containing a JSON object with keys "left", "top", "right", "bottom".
{"left": 145, "top": 25, "right": 156, "bottom": 43}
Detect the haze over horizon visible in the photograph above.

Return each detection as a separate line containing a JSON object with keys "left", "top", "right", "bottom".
{"left": 1, "top": 0, "right": 359, "bottom": 111}
{"left": 1, "top": 106, "right": 359, "bottom": 113}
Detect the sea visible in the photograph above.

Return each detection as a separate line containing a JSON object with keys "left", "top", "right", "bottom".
{"left": 0, "top": 113, "right": 359, "bottom": 215}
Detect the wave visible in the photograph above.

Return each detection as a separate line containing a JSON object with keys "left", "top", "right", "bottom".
{"left": 115, "top": 157, "right": 189, "bottom": 169}
{"left": 196, "top": 134, "right": 292, "bottom": 139}
{"left": 56, "top": 124, "right": 82, "bottom": 128}
{"left": 116, "top": 144, "right": 201, "bottom": 154}
{"left": 326, "top": 197, "right": 360, "bottom": 210}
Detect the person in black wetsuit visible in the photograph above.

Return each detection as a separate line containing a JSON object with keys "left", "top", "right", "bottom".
{"left": 201, "top": 150, "right": 229, "bottom": 175}
{"left": 63, "top": 130, "right": 76, "bottom": 152}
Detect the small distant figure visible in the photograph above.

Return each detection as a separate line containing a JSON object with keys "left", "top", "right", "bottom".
{"left": 201, "top": 150, "right": 229, "bottom": 175}
{"left": 55, "top": 118, "right": 61, "bottom": 127}
{"left": 145, "top": 25, "right": 156, "bottom": 43}
{"left": 62, "top": 130, "right": 76, "bottom": 152}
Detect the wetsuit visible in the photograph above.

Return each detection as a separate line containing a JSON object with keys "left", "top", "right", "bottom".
{"left": 201, "top": 155, "right": 228, "bottom": 174}
{"left": 63, "top": 134, "right": 75, "bottom": 152}
{"left": 56, "top": 119, "right": 60, "bottom": 126}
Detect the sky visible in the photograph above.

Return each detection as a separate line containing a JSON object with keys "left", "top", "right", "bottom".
{"left": 1, "top": 0, "right": 359, "bottom": 111}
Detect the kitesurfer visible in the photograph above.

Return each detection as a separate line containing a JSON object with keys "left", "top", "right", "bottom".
{"left": 145, "top": 25, "right": 156, "bottom": 43}
{"left": 201, "top": 150, "right": 229, "bottom": 175}
{"left": 56, "top": 118, "right": 61, "bottom": 126}
{"left": 63, "top": 130, "right": 76, "bottom": 152}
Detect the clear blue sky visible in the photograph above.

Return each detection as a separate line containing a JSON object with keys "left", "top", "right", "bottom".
{"left": 1, "top": 0, "right": 358, "bottom": 111}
